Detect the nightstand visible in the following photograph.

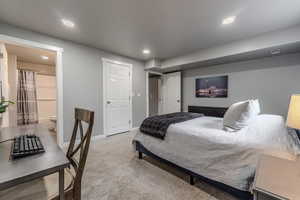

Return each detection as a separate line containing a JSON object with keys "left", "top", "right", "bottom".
{"left": 253, "top": 155, "right": 300, "bottom": 200}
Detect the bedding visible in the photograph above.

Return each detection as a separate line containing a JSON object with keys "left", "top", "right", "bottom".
{"left": 251, "top": 99, "right": 261, "bottom": 115}
{"left": 133, "top": 115, "right": 300, "bottom": 191}
{"left": 139, "top": 112, "right": 203, "bottom": 139}
{"left": 223, "top": 99, "right": 260, "bottom": 131}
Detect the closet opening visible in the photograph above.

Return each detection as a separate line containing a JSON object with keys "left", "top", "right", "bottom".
{"left": 147, "top": 71, "right": 163, "bottom": 117}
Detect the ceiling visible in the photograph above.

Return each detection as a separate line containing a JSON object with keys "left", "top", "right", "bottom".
{"left": 161, "top": 42, "right": 300, "bottom": 73}
{"left": 0, "top": 0, "right": 300, "bottom": 60}
{"left": 5, "top": 44, "right": 56, "bottom": 65}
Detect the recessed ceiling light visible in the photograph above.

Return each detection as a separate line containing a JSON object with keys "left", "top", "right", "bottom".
{"left": 61, "top": 19, "right": 75, "bottom": 28}
{"left": 41, "top": 56, "right": 49, "bottom": 60}
{"left": 143, "top": 49, "right": 151, "bottom": 55}
{"left": 222, "top": 16, "right": 236, "bottom": 25}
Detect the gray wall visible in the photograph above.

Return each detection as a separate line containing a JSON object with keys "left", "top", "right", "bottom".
{"left": 0, "top": 23, "right": 146, "bottom": 142}
{"left": 183, "top": 53, "right": 300, "bottom": 117}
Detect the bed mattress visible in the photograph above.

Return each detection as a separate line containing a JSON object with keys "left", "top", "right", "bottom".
{"left": 133, "top": 115, "right": 300, "bottom": 191}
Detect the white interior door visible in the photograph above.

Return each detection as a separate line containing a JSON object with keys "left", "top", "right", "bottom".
{"left": 162, "top": 72, "right": 181, "bottom": 114}
{"left": 103, "top": 59, "right": 132, "bottom": 136}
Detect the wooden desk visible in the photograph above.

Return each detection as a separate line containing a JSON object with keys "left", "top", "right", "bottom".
{"left": 0, "top": 124, "right": 69, "bottom": 200}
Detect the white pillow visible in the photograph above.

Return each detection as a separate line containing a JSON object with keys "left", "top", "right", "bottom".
{"left": 223, "top": 100, "right": 260, "bottom": 131}
{"left": 250, "top": 99, "right": 261, "bottom": 115}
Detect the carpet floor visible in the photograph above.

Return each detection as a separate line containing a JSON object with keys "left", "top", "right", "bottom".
{"left": 0, "top": 131, "right": 238, "bottom": 200}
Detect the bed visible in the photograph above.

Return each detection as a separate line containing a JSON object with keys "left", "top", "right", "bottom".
{"left": 133, "top": 106, "right": 300, "bottom": 200}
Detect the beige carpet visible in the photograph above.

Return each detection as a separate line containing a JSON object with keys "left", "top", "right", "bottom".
{"left": 0, "top": 131, "right": 238, "bottom": 200}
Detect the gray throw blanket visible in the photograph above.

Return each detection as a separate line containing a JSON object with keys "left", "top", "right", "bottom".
{"left": 140, "top": 112, "right": 203, "bottom": 139}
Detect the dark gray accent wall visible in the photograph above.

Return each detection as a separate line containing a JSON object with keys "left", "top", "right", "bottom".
{"left": 182, "top": 53, "right": 300, "bottom": 117}
{"left": 0, "top": 23, "right": 146, "bottom": 142}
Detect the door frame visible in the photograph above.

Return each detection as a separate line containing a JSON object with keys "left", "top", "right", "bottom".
{"left": 145, "top": 70, "right": 163, "bottom": 117}
{"left": 0, "top": 34, "right": 64, "bottom": 147}
{"left": 102, "top": 58, "right": 133, "bottom": 136}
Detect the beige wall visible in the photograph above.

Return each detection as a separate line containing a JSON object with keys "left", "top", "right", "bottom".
{"left": 0, "top": 43, "right": 9, "bottom": 127}
{"left": 5, "top": 59, "right": 56, "bottom": 128}
{"left": 18, "top": 61, "right": 55, "bottom": 75}
{"left": 36, "top": 74, "right": 56, "bottom": 129}
{"left": 17, "top": 61, "right": 56, "bottom": 128}
{"left": 7, "top": 54, "right": 17, "bottom": 126}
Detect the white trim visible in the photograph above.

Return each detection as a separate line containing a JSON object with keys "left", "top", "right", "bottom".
{"left": 131, "top": 127, "right": 139, "bottom": 131}
{"left": 93, "top": 134, "right": 107, "bottom": 141}
{"left": 0, "top": 34, "right": 63, "bottom": 52}
{"left": 56, "top": 51, "right": 64, "bottom": 147}
{"left": 0, "top": 34, "right": 64, "bottom": 148}
{"left": 102, "top": 58, "right": 133, "bottom": 136}
{"left": 146, "top": 71, "right": 149, "bottom": 117}
{"left": 146, "top": 70, "right": 163, "bottom": 76}
{"left": 62, "top": 128, "right": 138, "bottom": 147}
{"left": 63, "top": 134, "right": 107, "bottom": 148}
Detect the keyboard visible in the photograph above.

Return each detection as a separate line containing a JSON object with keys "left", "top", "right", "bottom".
{"left": 11, "top": 135, "right": 45, "bottom": 159}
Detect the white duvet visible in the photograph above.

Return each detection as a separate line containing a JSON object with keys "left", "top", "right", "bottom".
{"left": 133, "top": 115, "right": 300, "bottom": 191}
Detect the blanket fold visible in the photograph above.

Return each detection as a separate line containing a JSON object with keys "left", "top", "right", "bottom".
{"left": 140, "top": 112, "right": 203, "bottom": 139}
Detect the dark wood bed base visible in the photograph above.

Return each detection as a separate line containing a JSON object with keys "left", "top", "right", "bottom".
{"left": 188, "top": 105, "right": 228, "bottom": 117}
{"left": 135, "top": 106, "right": 253, "bottom": 200}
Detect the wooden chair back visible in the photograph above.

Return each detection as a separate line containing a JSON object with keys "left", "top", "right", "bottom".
{"left": 66, "top": 108, "right": 94, "bottom": 200}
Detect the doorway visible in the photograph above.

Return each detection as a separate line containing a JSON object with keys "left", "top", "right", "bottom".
{"left": 102, "top": 58, "right": 133, "bottom": 136}
{"left": 0, "top": 34, "right": 64, "bottom": 147}
{"left": 148, "top": 72, "right": 163, "bottom": 117}
{"left": 146, "top": 71, "right": 181, "bottom": 116}
{"left": 5, "top": 43, "right": 57, "bottom": 140}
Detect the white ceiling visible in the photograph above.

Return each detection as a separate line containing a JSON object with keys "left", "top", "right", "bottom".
{"left": 161, "top": 42, "right": 300, "bottom": 72}
{"left": 0, "top": 0, "right": 300, "bottom": 60}
{"left": 5, "top": 44, "right": 56, "bottom": 65}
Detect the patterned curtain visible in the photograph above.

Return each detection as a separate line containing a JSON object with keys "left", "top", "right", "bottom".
{"left": 17, "top": 70, "right": 39, "bottom": 125}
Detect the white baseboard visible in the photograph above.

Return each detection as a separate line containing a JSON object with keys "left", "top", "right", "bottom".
{"left": 62, "top": 128, "right": 138, "bottom": 148}
{"left": 131, "top": 127, "right": 139, "bottom": 131}
{"left": 63, "top": 134, "right": 106, "bottom": 148}
{"left": 93, "top": 134, "right": 106, "bottom": 141}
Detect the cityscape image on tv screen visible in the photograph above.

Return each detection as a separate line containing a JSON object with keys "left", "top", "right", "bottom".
{"left": 195, "top": 75, "right": 228, "bottom": 98}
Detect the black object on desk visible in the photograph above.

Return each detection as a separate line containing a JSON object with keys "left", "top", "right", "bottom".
{"left": 0, "top": 125, "right": 69, "bottom": 200}
{"left": 11, "top": 134, "right": 45, "bottom": 159}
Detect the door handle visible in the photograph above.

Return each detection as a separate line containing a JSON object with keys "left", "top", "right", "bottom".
{"left": 107, "top": 101, "right": 111, "bottom": 104}
{"left": 177, "top": 100, "right": 180, "bottom": 103}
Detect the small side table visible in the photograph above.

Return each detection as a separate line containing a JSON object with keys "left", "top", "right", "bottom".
{"left": 253, "top": 155, "right": 300, "bottom": 200}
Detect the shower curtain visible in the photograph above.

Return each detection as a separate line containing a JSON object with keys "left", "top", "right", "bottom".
{"left": 17, "top": 70, "right": 39, "bottom": 125}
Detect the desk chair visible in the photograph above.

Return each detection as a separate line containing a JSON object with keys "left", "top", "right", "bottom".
{"left": 50, "top": 108, "right": 94, "bottom": 200}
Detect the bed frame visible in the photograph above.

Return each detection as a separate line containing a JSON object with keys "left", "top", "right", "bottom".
{"left": 188, "top": 105, "right": 228, "bottom": 117}
{"left": 135, "top": 106, "right": 253, "bottom": 200}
